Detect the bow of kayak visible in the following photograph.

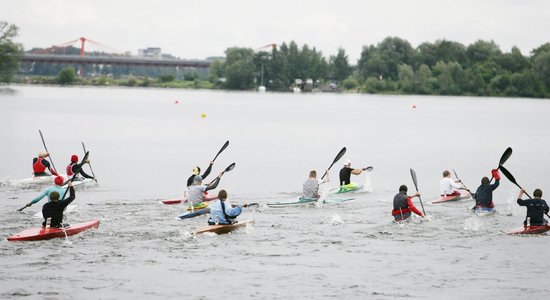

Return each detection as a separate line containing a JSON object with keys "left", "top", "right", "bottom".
{"left": 266, "top": 198, "right": 317, "bottom": 208}
{"left": 431, "top": 191, "right": 472, "bottom": 204}
{"left": 508, "top": 225, "right": 550, "bottom": 235}
{"left": 193, "top": 220, "right": 254, "bottom": 235}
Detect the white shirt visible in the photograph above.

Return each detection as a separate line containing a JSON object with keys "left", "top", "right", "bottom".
{"left": 440, "top": 177, "right": 461, "bottom": 195}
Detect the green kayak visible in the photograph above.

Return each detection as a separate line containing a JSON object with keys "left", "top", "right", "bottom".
{"left": 329, "top": 183, "right": 364, "bottom": 194}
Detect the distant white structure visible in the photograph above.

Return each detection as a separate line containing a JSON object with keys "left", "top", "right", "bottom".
{"left": 258, "top": 86, "right": 266, "bottom": 93}
{"left": 138, "top": 47, "right": 162, "bottom": 58}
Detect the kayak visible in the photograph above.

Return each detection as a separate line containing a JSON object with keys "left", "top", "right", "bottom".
{"left": 161, "top": 194, "right": 217, "bottom": 205}
{"left": 472, "top": 207, "right": 496, "bottom": 216}
{"left": 7, "top": 219, "right": 100, "bottom": 241}
{"left": 329, "top": 183, "right": 364, "bottom": 194}
{"left": 33, "top": 204, "right": 77, "bottom": 219}
{"left": 64, "top": 178, "right": 96, "bottom": 189}
{"left": 508, "top": 225, "right": 550, "bottom": 235}
{"left": 9, "top": 174, "right": 68, "bottom": 187}
{"left": 266, "top": 197, "right": 318, "bottom": 208}
{"left": 431, "top": 191, "right": 472, "bottom": 204}
{"left": 177, "top": 208, "right": 210, "bottom": 219}
{"left": 193, "top": 220, "right": 254, "bottom": 235}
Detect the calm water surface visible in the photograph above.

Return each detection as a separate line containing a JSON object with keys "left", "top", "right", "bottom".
{"left": 0, "top": 86, "right": 549, "bottom": 299}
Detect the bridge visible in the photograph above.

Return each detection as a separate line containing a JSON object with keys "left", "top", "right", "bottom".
{"left": 21, "top": 53, "right": 212, "bottom": 69}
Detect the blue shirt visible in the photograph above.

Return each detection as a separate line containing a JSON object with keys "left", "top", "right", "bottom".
{"left": 30, "top": 186, "right": 67, "bottom": 205}
{"left": 208, "top": 200, "right": 242, "bottom": 225}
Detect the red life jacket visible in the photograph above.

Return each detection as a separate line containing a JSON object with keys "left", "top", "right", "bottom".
{"left": 66, "top": 163, "right": 74, "bottom": 176}
{"left": 33, "top": 158, "right": 46, "bottom": 173}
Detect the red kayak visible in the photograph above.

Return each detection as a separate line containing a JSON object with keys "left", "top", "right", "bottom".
{"left": 431, "top": 191, "right": 472, "bottom": 204}
{"left": 508, "top": 225, "right": 550, "bottom": 235}
{"left": 7, "top": 219, "right": 100, "bottom": 241}
{"left": 161, "top": 199, "right": 182, "bottom": 205}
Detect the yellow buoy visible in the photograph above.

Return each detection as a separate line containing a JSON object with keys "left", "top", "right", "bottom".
{"left": 201, "top": 113, "right": 207, "bottom": 118}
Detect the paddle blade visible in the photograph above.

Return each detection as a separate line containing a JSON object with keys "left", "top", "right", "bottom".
{"left": 410, "top": 168, "right": 419, "bottom": 191}
{"left": 224, "top": 162, "right": 236, "bottom": 173}
{"left": 213, "top": 140, "right": 230, "bottom": 162}
{"left": 499, "top": 147, "right": 513, "bottom": 166}
{"left": 333, "top": 147, "right": 346, "bottom": 164}
{"left": 498, "top": 165, "right": 517, "bottom": 186}
{"left": 321, "top": 147, "right": 346, "bottom": 180}
{"left": 362, "top": 166, "right": 374, "bottom": 172}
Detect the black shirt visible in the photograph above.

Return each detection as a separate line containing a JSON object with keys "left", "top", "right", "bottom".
{"left": 42, "top": 187, "right": 75, "bottom": 228}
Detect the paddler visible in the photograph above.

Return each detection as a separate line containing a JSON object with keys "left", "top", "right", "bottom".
{"left": 303, "top": 170, "right": 329, "bottom": 199}
{"left": 24, "top": 176, "right": 66, "bottom": 208}
{"left": 186, "top": 162, "right": 214, "bottom": 187}
{"left": 517, "top": 189, "right": 549, "bottom": 226}
{"left": 440, "top": 170, "right": 463, "bottom": 197}
{"left": 207, "top": 190, "right": 248, "bottom": 225}
{"left": 472, "top": 169, "right": 500, "bottom": 211}
{"left": 41, "top": 182, "right": 76, "bottom": 228}
{"left": 339, "top": 159, "right": 363, "bottom": 186}
{"left": 186, "top": 174, "right": 222, "bottom": 208}
{"left": 32, "top": 151, "right": 58, "bottom": 177}
{"left": 66, "top": 154, "right": 94, "bottom": 181}
{"left": 392, "top": 185, "right": 423, "bottom": 221}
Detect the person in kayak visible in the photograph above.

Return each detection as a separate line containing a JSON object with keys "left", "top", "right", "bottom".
{"left": 517, "top": 189, "right": 549, "bottom": 226}
{"left": 33, "top": 151, "right": 58, "bottom": 177}
{"left": 392, "top": 185, "right": 423, "bottom": 221}
{"left": 25, "top": 176, "right": 66, "bottom": 208}
{"left": 302, "top": 170, "right": 329, "bottom": 199}
{"left": 186, "top": 174, "right": 221, "bottom": 207}
{"left": 66, "top": 154, "right": 94, "bottom": 181}
{"left": 42, "top": 182, "right": 75, "bottom": 228}
{"left": 208, "top": 190, "right": 248, "bottom": 225}
{"left": 186, "top": 162, "right": 214, "bottom": 187}
{"left": 472, "top": 169, "right": 500, "bottom": 210}
{"left": 339, "top": 160, "right": 363, "bottom": 186}
{"left": 440, "top": 170, "right": 463, "bottom": 197}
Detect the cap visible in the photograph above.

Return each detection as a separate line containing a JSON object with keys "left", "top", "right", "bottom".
{"left": 344, "top": 159, "right": 351, "bottom": 166}
{"left": 71, "top": 155, "right": 78, "bottom": 162}
{"left": 193, "top": 175, "right": 203, "bottom": 183}
{"left": 54, "top": 176, "right": 64, "bottom": 186}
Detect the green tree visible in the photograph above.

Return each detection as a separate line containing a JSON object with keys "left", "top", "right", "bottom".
{"left": 397, "top": 64, "right": 414, "bottom": 93}
{"left": 56, "top": 67, "right": 77, "bottom": 85}
{"left": 222, "top": 47, "right": 256, "bottom": 90}
{"left": 342, "top": 75, "right": 359, "bottom": 90}
{"left": 329, "top": 48, "right": 351, "bottom": 82}
{"left": 466, "top": 40, "right": 502, "bottom": 63}
{"left": 378, "top": 37, "right": 416, "bottom": 80}
{"left": 0, "top": 21, "right": 24, "bottom": 84}
{"left": 413, "top": 64, "right": 435, "bottom": 94}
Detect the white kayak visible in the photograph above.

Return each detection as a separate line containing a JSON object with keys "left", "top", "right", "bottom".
{"left": 64, "top": 178, "right": 97, "bottom": 189}
{"left": 9, "top": 175, "right": 68, "bottom": 187}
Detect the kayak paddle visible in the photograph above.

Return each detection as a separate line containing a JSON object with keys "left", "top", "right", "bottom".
{"left": 60, "top": 151, "right": 90, "bottom": 200}
{"left": 321, "top": 147, "right": 346, "bottom": 180}
{"left": 490, "top": 147, "right": 512, "bottom": 182}
{"left": 39, "top": 129, "right": 58, "bottom": 173}
{"left": 410, "top": 168, "right": 426, "bottom": 216}
{"left": 362, "top": 166, "right": 374, "bottom": 172}
{"left": 452, "top": 168, "right": 472, "bottom": 194}
{"left": 212, "top": 140, "right": 229, "bottom": 163}
{"left": 208, "top": 162, "right": 236, "bottom": 185}
{"left": 81, "top": 141, "right": 98, "bottom": 183}
{"left": 499, "top": 165, "right": 550, "bottom": 219}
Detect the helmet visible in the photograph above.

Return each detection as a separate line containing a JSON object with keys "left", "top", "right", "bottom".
{"left": 71, "top": 155, "right": 78, "bottom": 162}
{"left": 54, "top": 176, "right": 64, "bottom": 186}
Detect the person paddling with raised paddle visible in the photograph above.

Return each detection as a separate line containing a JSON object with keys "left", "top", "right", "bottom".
{"left": 20, "top": 176, "right": 66, "bottom": 211}
{"left": 66, "top": 154, "right": 94, "bottom": 181}
{"left": 339, "top": 159, "right": 372, "bottom": 190}
{"left": 517, "top": 189, "right": 549, "bottom": 226}
{"left": 471, "top": 169, "right": 500, "bottom": 212}
{"left": 392, "top": 185, "right": 423, "bottom": 222}
{"left": 41, "top": 182, "right": 76, "bottom": 228}
{"left": 186, "top": 140, "right": 229, "bottom": 188}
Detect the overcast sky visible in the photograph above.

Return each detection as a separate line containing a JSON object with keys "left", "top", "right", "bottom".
{"left": 4, "top": 0, "right": 550, "bottom": 62}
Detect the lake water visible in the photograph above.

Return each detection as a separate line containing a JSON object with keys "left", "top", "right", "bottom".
{"left": 0, "top": 85, "right": 549, "bottom": 299}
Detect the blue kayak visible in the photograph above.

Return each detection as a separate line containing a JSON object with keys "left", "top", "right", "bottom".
{"left": 177, "top": 208, "right": 210, "bottom": 219}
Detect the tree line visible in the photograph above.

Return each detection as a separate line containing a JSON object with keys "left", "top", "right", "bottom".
{"left": 211, "top": 38, "right": 550, "bottom": 98}
{"left": 2, "top": 20, "right": 550, "bottom": 98}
